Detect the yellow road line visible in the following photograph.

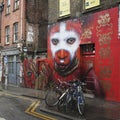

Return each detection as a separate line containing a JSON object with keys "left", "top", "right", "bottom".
{"left": 0, "top": 91, "right": 57, "bottom": 120}
{"left": 31, "top": 101, "right": 40, "bottom": 112}
{"left": 25, "top": 101, "right": 37, "bottom": 112}
{"left": 26, "top": 100, "right": 57, "bottom": 120}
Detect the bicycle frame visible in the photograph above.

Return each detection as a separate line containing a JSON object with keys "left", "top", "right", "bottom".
{"left": 45, "top": 79, "right": 85, "bottom": 115}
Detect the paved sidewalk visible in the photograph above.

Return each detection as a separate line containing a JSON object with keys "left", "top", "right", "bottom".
{"left": 0, "top": 84, "right": 46, "bottom": 100}
{"left": 0, "top": 84, "right": 120, "bottom": 120}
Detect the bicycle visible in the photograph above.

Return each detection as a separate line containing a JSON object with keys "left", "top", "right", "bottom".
{"left": 45, "top": 79, "right": 86, "bottom": 115}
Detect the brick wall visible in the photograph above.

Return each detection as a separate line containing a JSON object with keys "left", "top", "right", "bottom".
{"left": 1, "top": 0, "right": 48, "bottom": 53}
{"left": 48, "top": 0, "right": 120, "bottom": 24}
{"left": 1, "top": 0, "right": 26, "bottom": 47}
{"left": 26, "top": 0, "right": 48, "bottom": 52}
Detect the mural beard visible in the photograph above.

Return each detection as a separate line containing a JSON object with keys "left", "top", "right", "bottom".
{"left": 54, "top": 56, "right": 79, "bottom": 76}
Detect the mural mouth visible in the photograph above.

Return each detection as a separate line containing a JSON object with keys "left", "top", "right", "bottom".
{"left": 54, "top": 57, "right": 70, "bottom": 70}
{"left": 60, "top": 59, "right": 64, "bottom": 63}
{"left": 55, "top": 63, "right": 68, "bottom": 70}
{"left": 54, "top": 58, "right": 79, "bottom": 76}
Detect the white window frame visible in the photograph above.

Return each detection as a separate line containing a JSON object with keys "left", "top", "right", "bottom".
{"left": 6, "top": 0, "right": 11, "bottom": 14}
{"left": 13, "top": 22, "right": 19, "bottom": 42}
{"left": 14, "top": 0, "right": 19, "bottom": 10}
{"left": 5, "top": 26, "right": 10, "bottom": 44}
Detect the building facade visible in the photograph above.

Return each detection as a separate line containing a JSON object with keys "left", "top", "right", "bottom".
{"left": 47, "top": 0, "right": 120, "bottom": 102}
{"left": 0, "top": 0, "right": 48, "bottom": 87}
{"left": 1, "top": 0, "right": 120, "bottom": 102}
{"left": 48, "top": 0, "right": 120, "bottom": 24}
{"left": 0, "top": 0, "right": 26, "bottom": 86}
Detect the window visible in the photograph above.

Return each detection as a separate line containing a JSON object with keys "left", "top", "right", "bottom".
{"left": 8, "top": 56, "right": 14, "bottom": 74}
{"left": 13, "top": 22, "right": 18, "bottom": 42}
{"left": 80, "top": 43, "right": 95, "bottom": 55}
{"left": 84, "top": 0, "right": 100, "bottom": 10}
{"left": 59, "top": 0, "right": 70, "bottom": 18}
{"left": 5, "top": 26, "right": 10, "bottom": 44}
{"left": 6, "top": 0, "right": 10, "bottom": 14}
{"left": 14, "top": 0, "right": 19, "bottom": 10}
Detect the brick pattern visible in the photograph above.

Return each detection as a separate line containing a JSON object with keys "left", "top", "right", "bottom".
{"left": 1, "top": 0, "right": 26, "bottom": 48}
{"left": 26, "top": 0, "right": 48, "bottom": 52}
{"left": 1, "top": 0, "right": 48, "bottom": 52}
{"left": 48, "top": 0, "right": 120, "bottom": 24}
{"left": 1, "top": 0, "right": 120, "bottom": 52}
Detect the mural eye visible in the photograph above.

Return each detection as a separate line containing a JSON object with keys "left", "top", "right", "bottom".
{"left": 67, "top": 38, "right": 76, "bottom": 45}
{"left": 52, "top": 38, "right": 59, "bottom": 45}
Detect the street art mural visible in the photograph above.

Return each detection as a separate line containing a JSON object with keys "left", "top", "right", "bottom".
{"left": 23, "top": 7, "right": 120, "bottom": 101}
{"left": 23, "top": 58, "right": 37, "bottom": 89}
{"left": 47, "top": 18, "right": 104, "bottom": 97}
{"left": 47, "top": 7, "right": 120, "bottom": 101}
{"left": 23, "top": 58, "right": 51, "bottom": 89}
{"left": 48, "top": 20, "right": 82, "bottom": 83}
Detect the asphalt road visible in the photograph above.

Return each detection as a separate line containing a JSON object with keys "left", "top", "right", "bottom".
{"left": 0, "top": 91, "right": 120, "bottom": 120}
{"left": 0, "top": 91, "right": 72, "bottom": 120}
{"left": 0, "top": 92, "right": 40, "bottom": 120}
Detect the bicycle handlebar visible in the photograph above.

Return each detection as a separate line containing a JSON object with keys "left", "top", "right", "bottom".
{"left": 58, "top": 79, "right": 86, "bottom": 87}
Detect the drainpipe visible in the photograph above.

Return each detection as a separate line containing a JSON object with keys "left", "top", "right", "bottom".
{"left": 20, "top": 0, "right": 24, "bottom": 86}
{"left": 0, "top": 2, "right": 4, "bottom": 88}
{"left": 20, "top": 0, "right": 23, "bottom": 40}
{"left": 0, "top": 2, "right": 4, "bottom": 43}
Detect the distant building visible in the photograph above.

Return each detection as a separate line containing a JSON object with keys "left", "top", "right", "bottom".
{"left": 0, "top": 0, "right": 48, "bottom": 86}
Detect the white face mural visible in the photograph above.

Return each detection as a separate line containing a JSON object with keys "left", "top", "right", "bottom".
{"left": 50, "top": 22, "right": 80, "bottom": 76}
{"left": 50, "top": 22, "right": 80, "bottom": 59}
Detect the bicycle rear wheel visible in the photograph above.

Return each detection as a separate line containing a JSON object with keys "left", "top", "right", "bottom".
{"left": 45, "top": 89, "right": 61, "bottom": 107}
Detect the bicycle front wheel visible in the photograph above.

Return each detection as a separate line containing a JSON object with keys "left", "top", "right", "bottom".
{"left": 45, "top": 89, "right": 61, "bottom": 107}
{"left": 77, "top": 94, "right": 85, "bottom": 115}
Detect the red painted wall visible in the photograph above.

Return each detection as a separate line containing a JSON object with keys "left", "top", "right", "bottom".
{"left": 94, "top": 7, "right": 120, "bottom": 101}
{"left": 23, "top": 6, "right": 120, "bottom": 102}
{"left": 47, "top": 7, "right": 120, "bottom": 102}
